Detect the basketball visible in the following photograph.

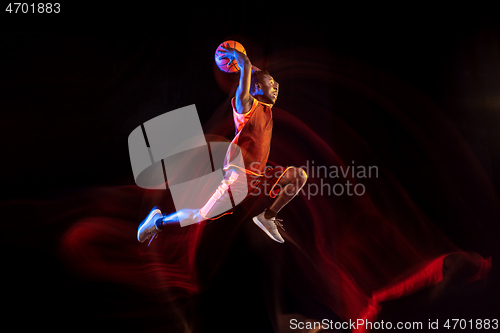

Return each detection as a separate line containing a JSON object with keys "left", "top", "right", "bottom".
{"left": 214, "top": 40, "right": 247, "bottom": 73}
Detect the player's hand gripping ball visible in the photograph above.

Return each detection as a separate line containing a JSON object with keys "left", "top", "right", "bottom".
{"left": 214, "top": 40, "right": 247, "bottom": 73}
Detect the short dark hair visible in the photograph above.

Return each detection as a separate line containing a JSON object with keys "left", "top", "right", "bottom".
{"left": 250, "top": 69, "right": 270, "bottom": 95}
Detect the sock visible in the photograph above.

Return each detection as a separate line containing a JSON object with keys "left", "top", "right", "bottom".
{"left": 264, "top": 208, "right": 277, "bottom": 219}
{"left": 154, "top": 217, "right": 164, "bottom": 231}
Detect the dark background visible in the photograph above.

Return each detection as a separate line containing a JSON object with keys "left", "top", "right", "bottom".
{"left": 1, "top": 5, "right": 499, "bottom": 332}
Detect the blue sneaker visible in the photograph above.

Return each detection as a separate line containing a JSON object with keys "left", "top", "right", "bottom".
{"left": 137, "top": 207, "right": 163, "bottom": 245}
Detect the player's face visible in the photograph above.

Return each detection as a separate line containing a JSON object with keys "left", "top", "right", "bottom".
{"left": 256, "top": 75, "right": 279, "bottom": 104}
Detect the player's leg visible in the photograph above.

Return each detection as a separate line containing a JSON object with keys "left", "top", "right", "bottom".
{"left": 253, "top": 167, "right": 308, "bottom": 243}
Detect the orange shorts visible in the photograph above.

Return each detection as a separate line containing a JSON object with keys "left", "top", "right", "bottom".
{"left": 199, "top": 166, "right": 290, "bottom": 221}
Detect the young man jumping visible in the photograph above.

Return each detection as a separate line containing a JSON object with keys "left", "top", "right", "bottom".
{"left": 137, "top": 43, "right": 307, "bottom": 245}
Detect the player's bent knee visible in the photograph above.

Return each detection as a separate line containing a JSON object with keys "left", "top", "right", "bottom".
{"left": 299, "top": 167, "right": 308, "bottom": 180}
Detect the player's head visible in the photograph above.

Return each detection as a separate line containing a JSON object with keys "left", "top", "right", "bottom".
{"left": 250, "top": 69, "right": 279, "bottom": 105}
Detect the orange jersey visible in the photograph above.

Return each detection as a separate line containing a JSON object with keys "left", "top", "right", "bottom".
{"left": 223, "top": 97, "right": 273, "bottom": 176}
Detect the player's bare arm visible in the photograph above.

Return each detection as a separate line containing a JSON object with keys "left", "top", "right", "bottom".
{"left": 218, "top": 43, "right": 254, "bottom": 114}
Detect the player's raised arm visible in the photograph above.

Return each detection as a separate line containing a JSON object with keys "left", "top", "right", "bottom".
{"left": 218, "top": 43, "right": 254, "bottom": 114}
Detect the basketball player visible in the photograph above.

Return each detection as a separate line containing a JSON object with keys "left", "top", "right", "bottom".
{"left": 137, "top": 43, "right": 308, "bottom": 245}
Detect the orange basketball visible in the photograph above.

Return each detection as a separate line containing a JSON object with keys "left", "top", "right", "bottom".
{"left": 214, "top": 40, "right": 247, "bottom": 73}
